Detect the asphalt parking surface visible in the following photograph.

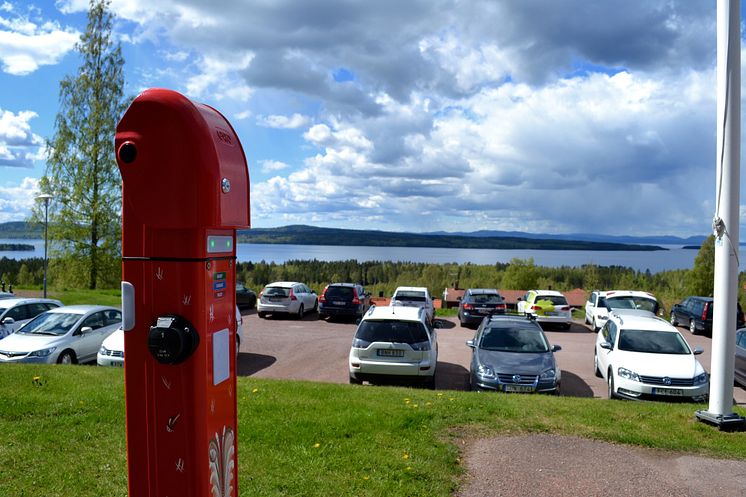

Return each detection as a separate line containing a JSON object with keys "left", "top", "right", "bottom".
{"left": 237, "top": 309, "right": 746, "bottom": 405}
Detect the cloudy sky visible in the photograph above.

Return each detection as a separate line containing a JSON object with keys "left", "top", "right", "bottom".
{"left": 0, "top": 0, "right": 735, "bottom": 237}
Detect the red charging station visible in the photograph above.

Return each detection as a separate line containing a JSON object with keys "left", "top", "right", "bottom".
{"left": 115, "top": 88, "right": 250, "bottom": 497}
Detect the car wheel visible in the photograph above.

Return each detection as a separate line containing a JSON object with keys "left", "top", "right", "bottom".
{"left": 349, "top": 376, "right": 362, "bottom": 385}
{"left": 670, "top": 312, "right": 678, "bottom": 327}
{"left": 584, "top": 313, "right": 590, "bottom": 325}
{"left": 57, "top": 350, "right": 76, "bottom": 365}
{"left": 594, "top": 351, "right": 602, "bottom": 378}
{"left": 607, "top": 371, "right": 616, "bottom": 399}
{"left": 236, "top": 336, "right": 241, "bottom": 361}
{"left": 258, "top": 312, "right": 266, "bottom": 319}
{"left": 312, "top": 299, "right": 318, "bottom": 313}
{"left": 297, "top": 304, "right": 304, "bottom": 319}
{"left": 592, "top": 318, "right": 599, "bottom": 331}
{"left": 689, "top": 320, "right": 698, "bottom": 335}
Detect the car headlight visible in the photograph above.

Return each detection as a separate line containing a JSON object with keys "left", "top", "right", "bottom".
{"left": 99, "top": 345, "right": 109, "bottom": 355}
{"left": 617, "top": 367, "right": 640, "bottom": 382}
{"left": 693, "top": 372, "right": 709, "bottom": 385}
{"left": 476, "top": 365, "right": 496, "bottom": 379}
{"left": 539, "top": 368, "right": 556, "bottom": 380}
{"left": 29, "top": 347, "right": 56, "bottom": 357}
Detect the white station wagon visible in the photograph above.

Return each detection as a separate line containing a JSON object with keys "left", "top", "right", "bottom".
{"left": 594, "top": 309, "right": 708, "bottom": 401}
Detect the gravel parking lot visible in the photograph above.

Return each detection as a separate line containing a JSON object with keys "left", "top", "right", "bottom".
{"left": 238, "top": 310, "right": 746, "bottom": 405}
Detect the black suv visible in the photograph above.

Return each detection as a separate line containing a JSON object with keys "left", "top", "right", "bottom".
{"left": 670, "top": 296, "right": 745, "bottom": 335}
{"left": 318, "top": 283, "right": 371, "bottom": 320}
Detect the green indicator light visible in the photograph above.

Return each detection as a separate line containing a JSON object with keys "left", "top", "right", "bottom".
{"left": 227, "top": 240, "right": 232, "bottom": 248}
{"left": 210, "top": 239, "right": 215, "bottom": 248}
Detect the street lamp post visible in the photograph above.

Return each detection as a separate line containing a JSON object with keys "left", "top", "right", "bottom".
{"left": 35, "top": 193, "right": 53, "bottom": 298}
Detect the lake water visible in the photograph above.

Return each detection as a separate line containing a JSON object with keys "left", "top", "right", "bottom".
{"left": 0, "top": 238, "right": 701, "bottom": 273}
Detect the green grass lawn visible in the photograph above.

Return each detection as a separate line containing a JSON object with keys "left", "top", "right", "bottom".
{"left": 1, "top": 364, "right": 745, "bottom": 497}
{"left": 12, "top": 287, "right": 122, "bottom": 307}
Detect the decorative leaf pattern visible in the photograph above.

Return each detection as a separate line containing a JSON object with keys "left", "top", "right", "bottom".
{"left": 208, "top": 426, "right": 235, "bottom": 497}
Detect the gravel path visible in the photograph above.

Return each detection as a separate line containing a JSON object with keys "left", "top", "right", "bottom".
{"left": 456, "top": 434, "right": 746, "bottom": 497}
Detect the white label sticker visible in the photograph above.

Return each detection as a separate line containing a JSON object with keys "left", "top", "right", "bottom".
{"left": 212, "top": 328, "right": 230, "bottom": 386}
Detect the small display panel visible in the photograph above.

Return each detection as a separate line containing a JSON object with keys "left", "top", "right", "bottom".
{"left": 207, "top": 235, "right": 233, "bottom": 254}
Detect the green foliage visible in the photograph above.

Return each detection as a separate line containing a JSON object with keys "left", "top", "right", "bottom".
{"left": 685, "top": 235, "right": 715, "bottom": 297}
{"left": 36, "top": 0, "right": 126, "bottom": 290}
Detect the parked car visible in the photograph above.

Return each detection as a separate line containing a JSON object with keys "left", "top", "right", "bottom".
{"left": 391, "top": 286, "right": 435, "bottom": 324}
{"left": 236, "top": 282, "right": 257, "bottom": 309}
{"left": 458, "top": 288, "right": 507, "bottom": 327}
{"left": 0, "top": 298, "right": 63, "bottom": 339}
{"left": 257, "top": 281, "right": 317, "bottom": 319}
{"left": 585, "top": 290, "right": 660, "bottom": 331}
{"left": 0, "top": 291, "right": 15, "bottom": 300}
{"left": 736, "top": 328, "right": 746, "bottom": 388}
{"left": 98, "top": 306, "right": 244, "bottom": 366}
{"left": 670, "top": 296, "right": 745, "bottom": 335}
{"left": 594, "top": 309, "right": 708, "bottom": 401}
{"left": 348, "top": 305, "right": 438, "bottom": 388}
{"left": 0, "top": 305, "right": 121, "bottom": 364}
{"left": 466, "top": 314, "right": 561, "bottom": 394}
{"left": 318, "top": 283, "right": 371, "bottom": 320}
{"left": 516, "top": 290, "right": 572, "bottom": 330}
{"left": 97, "top": 326, "right": 124, "bottom": 367}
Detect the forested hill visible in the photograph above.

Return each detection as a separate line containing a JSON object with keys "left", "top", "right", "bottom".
{"left": 237, "top": 225, "right": 666, "bottom": 251}
{"left": 0, "top": 221, "right": 666, "bottom": 251}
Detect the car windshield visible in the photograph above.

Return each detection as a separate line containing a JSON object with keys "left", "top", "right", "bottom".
{"left": 394, "top": 291, "right": 426, "bottom": 302}
{"left": 18, "top": 312, "right": 81, "bottom": 336}
{"left": 479, "top": 326, "right": 549, "bottom": 353}
{"left": 536, "top": 295, "right": 567, "bottom": 306}
{"left": 617, "top": 330, "right": 691, "bottom": 355}
{"left": 470, "top": 294, "right": 502, "bottom": 304}
{"left": 355, "top": 320, "right": 428, "bottom": 344}
{"left": 264, "top": 287, "right": 290, "bottom": 297}
{"left": 606, "top": 296, "right": 658, "bottom": 313}
{"left": 326, "top": 286, "right": 355, "bottom": 299}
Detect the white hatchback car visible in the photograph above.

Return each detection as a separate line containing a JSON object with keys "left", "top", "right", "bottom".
{"left": 0, "top": 305, "right": 121, "bottom": 364}
{"left": 516, "top": 290, "right": 572, "bottom": 330}
{"left": 594, "top": 309, "right": 708, "bottom": 401}
{"left": 257, "top": 281, "right": 317, "bottom": 319}
{"left": 0, "top": 298, "right": 63, "bottom": 339}
{"left": 348, "top": 305, "right": 438, "bottom": 388}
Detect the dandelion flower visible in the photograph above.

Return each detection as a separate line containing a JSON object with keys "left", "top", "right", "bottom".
{"left": 425, "top": 402, "right": 432, "bottom": 406}
{"left": 313, "top": 443, "right": 321, "bottom": 449}
{"left": 252, "top": 388, "right": 259, "bottom": 393}
{"left": 402, "top": 453, "right": 409, "bottom": 460}
{"left": 363, "top": 476, "right": 370, "bottom": 481}
{"left": 405, "top": 466, "right": 412, "bottom": 471}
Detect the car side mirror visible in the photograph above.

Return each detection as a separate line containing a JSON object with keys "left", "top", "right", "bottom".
{"left": 693, "top": 347, "right": 704, "bottom": 355}
{"left": 600, "top": 341, "right": 612, "bottom": 350}
{"left": 517, "top": 297, "right": 523, "bottom": 302}
{"left": 1, "top": 317, "right": 15, "bottom": 325}
{"left": 81, "top": 326, "right": 94, "bottom": 334}
{"left": 355, "top": 318, "right": 362, "bottom": 326}
{"left": 551, "top": 345, "right": 562, "bottom": 352}
{"left": 466, "top": 339, "right": 475, "bottom": 348}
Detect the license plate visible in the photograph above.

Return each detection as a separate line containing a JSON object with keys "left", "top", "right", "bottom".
{"left": 476, "top": 307, "right": 490, "bottom": 313}
{"left": 544, "top": 311, "right": 557, "bottom": 316}
{"left": 377, "top": 349, "right": 404, "bottom": 357}
{"left": 653, "top": 387, "right": 683, "bottom": 396}
{"left": 332, "top": 301, "right": 346, "bottom": 306}
{"left": 504, "top": 384, "right": 534, "bottom": 393}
